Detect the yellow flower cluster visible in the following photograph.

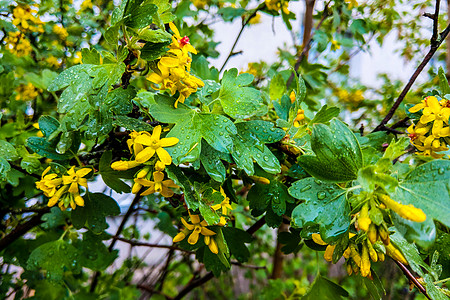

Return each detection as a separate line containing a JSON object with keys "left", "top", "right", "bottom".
{"left": 36, "top": 166, "right": 92, "bottom": 210}
{"left": 80, "top": 0, "right": 94, "bottom": 11}
{"left": 173, "top": 212, "right": 218, "bottom": 253}
{"left": 53, "top": 24, "right": 69, "bottom": 40}
{"left": 46, "top": 56, "right": 60, "bottom": 68}
{"left": 173, "top": 188, "right": 233, "bottom": 254}
{"left": 293, "top": 109, "right": 305, "bottom": 127}
{"left": 408, "top": 96, "right": 450, "bottom": 158}
{"left": 12, "top": 5, "right": 44, "bottom": 33}
{"left": 147, "top": 23, "right": 204, "bottom": 108}
{"left": 335, "top": 89, "right": 364, "bottom": 106}
{"left": 15, "top": 83, "right": 39, "bottom": 101}
{"left": 248, "top": 13, "right": 262, "bottom": 25}
{"left": 4, "top": 32, "right": 33, "bottom": 57}
{"left": 111, "top": 126, "right": 179, "bottom": 171}
{"left": 312, "top": 231, "right": 406, "bottom": 278}
{"left": 265, "top": 0, "right": 290, "bottom": 14}
{"left": 191, "top": 0, "right": 208, "bottom": 9}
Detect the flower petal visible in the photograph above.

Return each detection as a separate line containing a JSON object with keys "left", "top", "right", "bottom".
{"left": 153, "top": 171, "right": 164, "bottom": 182}
{"left": 156, "top": 147, "right": 172, "bottom": 165}
{"left": 181, "top": 218, "right": 194, "bottom": 230}
{"left": 188, "top": 231, "right": 200, "bottom": 245}
{"left": 160, "top": 137, "right": 179, "bottom": 147}
{"left": 152, "top": 125, "right": 162, "bottom": 140}
{"left": 200, "top": 227, "right": 216, "bottom": 236}
{"left": 141, "top": 185, "right": 156, "bottom": 196}
{"left": 68, "top": 182, "right": 79, "bottom": 194}
{"left": 135, "top": 147, "right": 156, "bottom": 163}
{"left": 76, "top": 168, "right": 92, "bottom": 178}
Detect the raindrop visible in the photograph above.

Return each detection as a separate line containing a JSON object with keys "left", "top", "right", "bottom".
{"left": 219, "top": 132, "right": 224, "bottom": 136}
{"left": 300, "top": 185, "right": 312, "bottom": 192}
{"left": 317, "top": 191, "right": 326, "bottom": 200}
{"left": 438, "top": 167, "right": 445, "bottom": 175}
{"left": 314, "top": 179, "right": 321, "bottom": 185}
{"left": 263, "top": 156, "right": 269, "bottom": 161}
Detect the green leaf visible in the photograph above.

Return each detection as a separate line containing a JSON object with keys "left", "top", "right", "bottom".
{"left": 298, "top": 118, "right": 363, "bottom": 182}
{"left": 390, "top": 231, "right": 434, "bottom": 278}
{"left": 81, "top": 48, "right": 101, "bottom": 65}
{"left": 382, "top": 137, "right": 410, "bottom": 160}
{"left": 199, "top": 141, "right": 231, "bottom": 183}
{"left": 76, "top": 231, "right": 118, "bottom": 271}
{"left": 165, "top": 164, "right": 200, "bottom": 210}
{"left": 99, "top": 151, "right": 131, "bottom": 193}
{"left": 0, "top": 140, "right": 18, "bottom": 161}
{"left": 309, "top": 104, "right": 340, "bottom": 125}
{"left": 113, "top": 115, "right": 154, "bottom": 131}
{"left": 38, "top": 115, "right": 60, "bottom": 138}
{"left": 358, "top": 272, "right": 386, "bottom": 300}
{"left": 124, "top": 3, "right": 157, "bottom": 29}
{"left": 156, "top": 212, "right": 178, "bottom": 237}
{"left": 41, "top": 207, "right": 66, "bottom": 230}
{"left": 289, "top": 177, "right": 350, "bottom": 243}
{"left": 278, "top": 227, "right": 303, "bottom": 254}
{"left": 269, "top": 74, "right": 286, "bottom": 100}
{"left": 104, "top": 86, "right": 136, "bottom": 115}
{"left": 222, "top": 227, "right": 252, "bottom": 263}
{"left": 301, "top": 275, "right": 349, "bottom": 299}
{"left": 149, "top": 95, "right": 237, "bottom": 164}
{"left": 247, "top": 181, "right": 294, "bottom": 227}
{"left": 71, "top": 193, "right": 121, "bottom": 234}
{"left": 26, "top": 137, "right": 71, "bottom": 160}
{"left": 231, "top": 120, "right": 285, "bottom": 176}
{"left": 133, "top": 28, "right": 172, "bottom": 43}
{"left": 438, "top": 67, "right": 450, "bottom": 95}
{"left": 218, "top": 68, "right": 265, "bottom": 119}
{"left": 27, "top": 239, "right": 81, "bottom": 281}
{"left": 140, "top": 41, "right": 170, "bottom": 61}
{"left": 392, "top": 213, "right": 436, "bottom": 250}
{"left": 392, "top": 160, "right": 450, "bottom": 227}
{"left": 199, "top": 199, "right": 219, "bottom": 225}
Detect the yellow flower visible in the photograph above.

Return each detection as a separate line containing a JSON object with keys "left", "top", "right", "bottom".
{"left": 204, "top": 235, "right": 218, "bottom": 254}
{"left": 407, "top": 122, "right": 429, "bottom": 143}
{"left": 80, "top": 0, "right": 93, "bottom": 11}
{"left": 289, "top": 91, "right": 296, "bottom": 103}
{"left": 173, "top": 213, "right": 216, "bottom": 246}
{"left": 32, "top": 123, "right": 44, "bottom": 137}
{"left": 72, "top": 51, "right": 82, "bottom": 64}
{"left": 378, "top": 194, "right": 426, "bottom": 223}
{"left": 5, "top": 32, "right": 33, "bottom": 57}
{"left": 53, "top": 24, "right": 68, "bottom": 40}
{"left": 192, "top": 0, "right": 208, "bottom": 9}
{"left": 168, "top": 22, "right": 197, "bottom": 55}
{"left": 62, "top": 166, "right": 91, "bottom": 195}
{"left": 211, "top": 187, "right": 233, "bottom": 216}
{"left": 417, "top": 96, "right": 450, "bottom": 134}
{"left": 134, "top": 171, "right": 178, "bottom": 197}
{"left": 331, "top": 40, "right": 341, "bottom": 51}
{"left": 111, "top": 160, "right": 141, "bottom": 171}
{"left": 35, "top": 166, "right": 62, "bottom": 197}
{"left": 46, "top": 56, "right": 60, "bottom": 68}
{"left": 155, "top": 161, "right": 166, "bottom": 172}
{"left": 134, "top": 125, "right": 179, "bottom": 165}
{"left": 248, "top": 13, "right": 261, "bottom": 25}
{"left": 293, "top": 109, "right": 305, "bottom": 127}
{"left": 358, "top": 203, "right": 371, "bottom": 232}
{"left": 15, "top": 83, "right": 38, "bottom": 101}
{"left": 265, "top": 0, "right": 290, "bottom": 14}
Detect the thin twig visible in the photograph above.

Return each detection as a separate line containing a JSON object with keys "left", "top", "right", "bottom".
{"left": 374, "top": 8, "right": 450, "bottom": 132}
{"left": 431, "top": 0, "right": 441, "bottom": 44}
{"left": 219, "top": 7, "right": 263, "bottom": 73}
{"left": 286, "top": 1, "right": 331, "bottom": 88}
{"left": 113, "top": 236, "right": 193, "bottom": 253}
{"left": 393, "top": 260, "right": 431, "bottom": 300}
{"left": 89, "top": 192, "right": 142, "bottom": 292}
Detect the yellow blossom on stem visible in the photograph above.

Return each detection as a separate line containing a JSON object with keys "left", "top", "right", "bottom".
{"left": 173, "top": 213, "right": 217, "bottom": 252}
{"left": 168, "top": 22, "right": 197, "bottom": 55}
{"left": 248, "top": 13, "right": 261, "bottom": 25}
{"left": 134, "top": 171, "right": 178, "bottom": 197}
{"left": 35, "top": 166, "right": 62, "bottom": 197}
{"left": 358, "top": 203, "right": 371, "bottom": 232}
{"left": 134, "top": 125, "right": 179, "bottom": 165}
{"left": 62, "top": 166, "right": 91, "bottom": 194}
{"left": 32, "top": 123, "right": 44, "bottom": 137}
{"left": 418, "top": 96, "right": 450, "bottom": 134}
{"left": 53, "top": 24, "right": 68, "bottom": 39}
{"left": 211, "top": 187, "right": 233, "bottom": 215}
{"left": 15, "top": 83, "right": 38, "bottom": 101}
{"left": 293, "top": 109, "right": 305, "bottom": 127}
{"left": 378, "top": 194, "right": 426, "bottom": 223}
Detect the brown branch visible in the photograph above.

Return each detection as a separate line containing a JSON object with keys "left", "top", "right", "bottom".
{"left": 286, "top": 1, "right": 331, "bottom": 88}
{"left": 0, "top": 207, "right": 50, "bottom": 252}
{"left": 219, "top": 6, "right": 264, "bottom": 73}
{"left": 393, "top": 260, "right": 431, "bottom": 300}
{"left": 113, "top": 236, "right": 193, "bottom": 253}
{"left": 89, "top": 192, "right": 142, "bottom": 292}
{"left": 137, "top": 284, "right": 173, "bottom": 300}
{"left": 374, "top": 11, "right": 450, "bottom": 132}
{"left": 231, "top": 261, "right": 267, "bottom": 270}
{"left": 431, "top": 0, "right": 441, "bottom": 44}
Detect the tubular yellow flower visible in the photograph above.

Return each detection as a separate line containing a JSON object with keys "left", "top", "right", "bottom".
{"left": 361, "top": 244, "right": 371, "bottom": 277}
{"left": 367, "top": 223, "right": 378, "bottom": 244}
{"left": 358, "top": 203, "right": 371, "bottom": 232}
{"left": 155, "top": 161, "right": 166, "bottom": 172}
{"left": 111, "top": 160, "right": 141, "bottom": 171}
{"left": 168, "top": 22, "right": 197, "bottom": 55}
{"left": 48, "top": 185, "right": 68, "bottom": 207}
{"left": 204, "top": 235, "right": 219, "bottom": 254}
{"left": 418, "top": 96, "right": 450, "bottom": 133}
{"left": 173, "top": 213, "right": 216, "bottom": 245}
{"left": 293, "top": 109, "right": 305, "bottom": 127}
{"left": 311, "top": 233, "right": 327, "bottom": 246}
{"left": 127, "top": 130, "right": 148, "bottom": 155}
{"left": 134, "top": 171, "right": 178, "bottom": 197}
{"left": 378, "top": 194, "right": 426, "bottom": 223}
{"left": 385, "top": 243, "right": 408, "bottom": 265}
{"left": 134, "top": 126, "right": 179, "bottom": 165}
{"left": 35, "top": 166, "right": 62, "bottom": 197}
{"left": 324, "top": 245, "right": 336, "bottom": 262}
{"left": 62, "top": 166, "right": 91, "bottom": 195}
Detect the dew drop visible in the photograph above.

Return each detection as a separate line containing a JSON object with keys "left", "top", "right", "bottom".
{"left": 317, "top": 191, "right": 326, "bottom": 200}
{"left": 438, "top": 167, "right": 445, "bottom": 175}
{"left": 263, "top": 156, "right": 269, "bottom": 161}
{"left": 300, "top": 185, "right": 312, "bottom": 192}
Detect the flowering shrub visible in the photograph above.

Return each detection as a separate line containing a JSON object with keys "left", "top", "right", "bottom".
{"left": 0, "top": 0, "right": 449, "bottom": 299}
